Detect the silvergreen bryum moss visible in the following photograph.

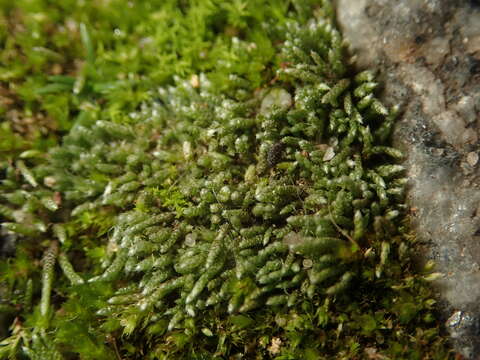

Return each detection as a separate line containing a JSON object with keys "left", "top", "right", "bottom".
{"left": 0, "top": 1, "right": 453, "bottom": 359}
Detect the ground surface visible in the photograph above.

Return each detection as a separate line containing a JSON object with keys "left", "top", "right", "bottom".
{"left": 0, "top": 0, "right": 463, "bottom": 359}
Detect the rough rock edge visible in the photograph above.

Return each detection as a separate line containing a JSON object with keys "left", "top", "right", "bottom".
{"left": 336, "top": 0, "right": 480, "bottom": 358}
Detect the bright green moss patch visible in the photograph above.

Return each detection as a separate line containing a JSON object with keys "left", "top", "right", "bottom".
{"left": 0, "top": 0, "right": 300, "bottom": 148}
{"left": 1, "top": 1, "right": 454, "bottom": 359}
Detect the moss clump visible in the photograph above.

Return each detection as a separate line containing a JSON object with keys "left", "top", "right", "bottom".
{"left": 0, "top": 0, "right": 295, "bottom": 149}
{"left": 1, "top": 1, "right": 454, "bottom": 359}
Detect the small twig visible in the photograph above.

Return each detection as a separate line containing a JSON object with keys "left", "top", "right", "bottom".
{"left": 327, "top": 202, "right": 359, "bottom": 249}
{"left": 288, "top": 176, "right": 305, "bottom": 204}
{"left": 107, "top": 335, "right": 122, "bottom": 360}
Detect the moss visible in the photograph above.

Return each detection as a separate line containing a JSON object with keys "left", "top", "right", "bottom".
{"left": 0, "top": 0, "right": 298, "bottom": 150}
{"left": 0, "top": 0, "right": 454, "bottom": 359}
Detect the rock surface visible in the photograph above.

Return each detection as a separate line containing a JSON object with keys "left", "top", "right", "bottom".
{"left": 336, "top": 0, "right": 480, "bottom": 358}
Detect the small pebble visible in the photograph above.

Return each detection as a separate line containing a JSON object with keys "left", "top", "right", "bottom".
{"left": 283, "top": 231, "right": 303, "bottom": 247}
{"left": 323, "top": 147, "right": 335, "bottom": 161}
{"left": 466, "top": 152, "right": 479, "bottom": 167}
{"left": 43, "top": 176, "right": 57, "bottom": 188}
{"left": 183, "top": 141, "right": 192, "bottom": 160}
{"left": 185, "top": 233, "right": 197, "bottom": 247}
{"left": 302, "top": 258, "right": 313, "bottom": 268}
{"left": 190, "top": 74, "right": 200, "bottom": 88}
{"left": 260, "top": 88, "right": 292, "bottom": 115}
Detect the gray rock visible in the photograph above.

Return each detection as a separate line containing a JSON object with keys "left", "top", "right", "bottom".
{"left": 447, "top": 310, "right": 480, "bottom": 359}
{"left": 336, "top": 0, "right": 480, "bottom": 358}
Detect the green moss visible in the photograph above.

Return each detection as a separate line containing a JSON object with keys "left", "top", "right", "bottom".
{"left": 0, "top": 0, "right": 454, "bottom": 359}
{"left": 0, "top": 0, "right": 300, "bottom": 145}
